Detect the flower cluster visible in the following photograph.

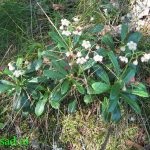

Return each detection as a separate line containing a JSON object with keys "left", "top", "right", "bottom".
{"left": 141, "top": 53, "right": 150, "bottom": 62}
{"left": 119, "top": 56, "right": 128, "bottom": 63}
{"left": 82, "top": 40, "right": 91, "bottom": 49}
{"left": 93, "top": 55, "right": 103, "bottom": 62}
{"left": 127, "top": 41, "right": 137, "bottom": 51}
{"left": 59, "top": 18, "right": 83, "bottom": 37}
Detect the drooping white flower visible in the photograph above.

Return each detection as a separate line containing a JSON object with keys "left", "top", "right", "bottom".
{"left": 141, "top": 53, "right": 150, "bottom": 62}
{"left": 73, "top": 30, "right": 82, "bottom": 36}
{"left": 59, "top": 25, "right": 64, "bottom": 30}
{"left": 82, "top": 40, "right": 91, "bottom": 49}
{"left": 66, "top": 51, "right": 73, "bottom": 57}
{"left": 76, "top": 57, "right": 87, "bottom": 64}
{"left": 96, "top": 44, "right": 100, "bottom": 50}
{"left": 73, "top": 16, "right": 79, "bottom": 22}
{"left": 13, "top": 70, "right": 24, "bottom": 78}
{"left": 133, "top": 59, "right": 138, "bottom": 65}
{"left": 127, "top": 41, "right": 137, "bottom": 51}
{"left": 62, "top": 30, "right": 71, "bottom": 36}
{"left": 85, "top": 55, "right": 89, "bottom": 60}
{"left": 90, "top": 17, "right": 94, "bottom": 21}
{"left": 130, "top": 116, "right": 135, "bottom": 122}
{"left": 61, "top": 19, "right": 70, "bottom": 26}
{"left": 93, "top": 55, "right": 103, "bottom": 62}
{"left": 8, "top": 62, "right": 15, "bottom": 71}
{"left": 76, "top": 52, "right": 82, "bottom": 57}
{"left": 119, "top": 56, "right": 128, "bottom": 63}
{"left": 120, "top": 46, "right": 126, "bottom": 52}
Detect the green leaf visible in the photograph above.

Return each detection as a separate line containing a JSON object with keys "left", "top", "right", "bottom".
{"left": 13, "top": 90, "right": 30, "bottom": 111}
{"left": 131, "top": 83, "right": 149, "bottom": 98}
{"left": 102, "top": 34, "right": 114, "bottom": 50}
{"left": 109, "top": 81, "right": 122, "bottom": 112}
{"left": 52, "top": 60, "right": 68, "bottom": 76}
{"left": 110, "top": 81, "right": 123, "bottom": 100}
{"left": 93, "top": 65, "right": 110, "bottom": 84}
{"left": 121, "top": 93, "right": 141, "bottom": 113}
{"left": 107, "top": 51, "right": 120, "bottom": 76}
{"left": 111, "top": 104, "right": 121, "bottom": 122}
{"left": 61, "top": 79, "right": 70, "bottom": 95}
{"left": 101, "top": 97, "right": 111, "bottom": 122}
{"left": 50, "top": 101, "right": 60, "bottom": 109}
{"left": 122, "top": 67, "right": 136, "bottom": 83}
{"left": 35, "top": 95, "right": 48, "bottom": 117}
{"left": 27, "top": 59, "right": 42, "bottom": 71}
{"left": 44, "top": 70, "right": 65, "bottom": 80}
{"left": 0, "top": 80, "right": 14, "bottom": 94}
{"left": 92, "top": 82, "right": 110, "bottom": 94}
{"left": 68, "top": 100, "right": 77, "bottom": 113}
{"left": 121, "top": 24, "right": 128, "bottom": 42}
{"left": 48, "top": 31, "right": 67, "bottom": 49}
{"left": 16, "top": 57, "right": 23, "bottom": 67}
{"left": 88, "top": 24, "right": 104, "bottom": 33}
{"left": 28, "top": 76, "right": 48, "bottom": 83}
{"left": 128, "top": 32, "right": 142, "bottom": 43}
{"left": 84, "top": 95, "right": 93, "bottom": 104}
{"left": 82, "top": 59, "right": 96, "bottom": 70}
{"left": 74, "top": 81, "right": 85, "bottom": 94}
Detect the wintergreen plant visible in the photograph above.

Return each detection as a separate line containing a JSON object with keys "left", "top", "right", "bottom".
{"left": 0, "top": 17, "right": 149, "bottom": 122}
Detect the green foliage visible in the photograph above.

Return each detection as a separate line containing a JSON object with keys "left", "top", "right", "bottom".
{"left": 1, "top": 18, "right": 149, "bottom": 123}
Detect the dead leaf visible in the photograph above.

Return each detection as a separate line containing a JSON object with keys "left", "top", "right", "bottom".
{"left": 52, "top": 4, "right": 65, "bottom": 11}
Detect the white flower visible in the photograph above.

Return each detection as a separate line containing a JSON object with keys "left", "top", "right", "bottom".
{"left": 66, "top": 51, "right": 73, "bottom": 57}
{"left": 61, "top": 19, "right": 70, "bottom": 26}
{"left": 90, "top": 17, "right": 94, "bottom": 21}
{"left": 73, "top": 16, "right": 79, "bottom": 22}
{"left": 119, "top": 56, "right": 128, "bottom": 63}
{"left": 120, "top": 46, "right": 126, "bottom": 52}
{"left": 13, "top": 70, "right": 24, "bottom": 78}
{"left": 93, "top": 55, "right": 103, "bottom": 62}
{"left": 141, "top": 53, "right": 150, "bottom": 62}
{"left": 127, "top": 41, "right": 137, "bottom": 51}
{"left": 59, "top": 25, "right": 64, "bottom": 30}
{"left": 96, "top": 44, "right": 100, "bottom": 50}
{"left": 85, "top": 55, "right": 89, "bottom": 60}
{"left": 76, "top": 52, "right": 82, "bottom": 57}
{"left": 133, "top": 60, "right": 138, "bottom": 65}
{"left": 76, "top": 57, "right": 86, "bottom": 64}
{"left": 126, "top": 13, "right": 132, "bottom": 18}
{"left": 24, "top": 60, "right": 29, "bottom": 65}
{"left": 130, "top": 116, "right": 135, "bottom": 122}
{"left": 82, "top": 40, "right": 91, "bottom": 49}
{"left": 73, "top": 30, "right": 82, "bottom": 36}
{"left": 8, "top": 62, "right": 15, "bottom": 71}
{"left": 103, "top": 9, "right": 108, "bottom": 15}
{"left": 62, "top": 30, "right": 71, "bottom": 36}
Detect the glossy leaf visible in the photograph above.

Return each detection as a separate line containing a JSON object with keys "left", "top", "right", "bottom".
{"left": 61, "top": 79, "right": 70, "bottom": 95}
{"left": 44, "top": 70, "right": 65, "bottom": 80}
{"left": 93, "top": 65, "right": 110, "bottom": 84}
{"left": 111, "top": 104, "right": 121, "bottom": 122}
{"left": 121, "top": 93, "right": 141, "bottom": 113}
{"left": 74, "top": 81, "right": 85, "bottom": 94}
{"left": 131, "top": 83, "right": 149, "bottom": 98}
{"left": 102, "top": 34, "right": 114, "bottom": 50}
{"left": 92, "top": 82, "right": 110, "bottom": 94}
{"left": 68, "top": 100, "right": 77, "bottom": 113}
{"left": 35, "top": 95, "right": 48, "bottom": 117}
{"left": 128, "top": 32, "right": 142, "bottom": 43}
{"left": 88, "top": 24, "right": 104, "bottom": 33}
{"left": 121, "top": 24, "right": 128, "bottom": 42}
{"left": 107, "top": 51, "right": 120, "bottom": 76}
{"left": 0, "top": 80, "right": 14, "bottom": 94}
{"left": 84, "top": 95, "right": 93, "bottom": 104}
{"left": 122, "top": 67, "right": 136, "bottom": 83}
